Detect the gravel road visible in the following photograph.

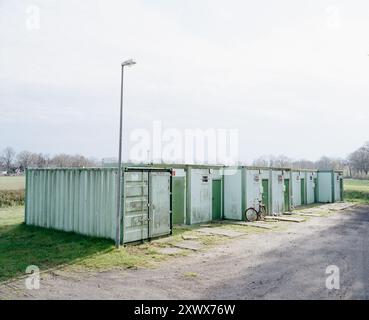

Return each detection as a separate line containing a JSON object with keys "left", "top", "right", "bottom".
{"left": 1, "top": 205, "right": 368, "bottom": 300}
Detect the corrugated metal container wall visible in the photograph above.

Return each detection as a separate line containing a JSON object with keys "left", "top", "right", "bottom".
{"left": 291, "top": 171, "right": 302, "bottom": 207}
{"left": 271, "top": 170, "right": 284, "bottom": 214}
{"left": 186, "top": 168, "right": 212, "bottom": 224}
{"left": 317, "top": 171, "right": 333, "bottom": 203}
{"left": 25, "top": 168, "right": 118, "bottom": 240}
{"left": 223, "top": 168, "right": 242, "bottom": 220}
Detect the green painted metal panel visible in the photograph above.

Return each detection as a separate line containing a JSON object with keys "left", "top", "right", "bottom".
{"left": 212, "top": 180, "right": 222, "bottom": 220}
{"left": 149, "top": 171, "right": 171, "bottom": 237}
{"left": 291, "top": 172, "right": 302, "bottom": 207}
{"left": 284, "top": 179, "right": 290, "bottom": 212}
{"left": 261, "top": 179, "right": 269, "bottom": 213}
{"left": 301, "top": 178, "right": 306, "bottom": 205}
{"left": 25, "top": 168, "right": 118, "bottom": 240}
{"left": 123, "top": 170, "right": 172, "bottom": 243}
{"left": 188, "top": 169, "right": 212, "bottom": 224}
{"left": 123, "top": 171, "right": 149, "bottom": 243}
{"left": 340, "top": 178, "right": 344, "bottom": 201}
{"left": 223, "top": 168, "right": 242, "bottom": 220}
{"left": 172, "top": 177, "right": 185, "bottom": 224}
{"left": 270, "top": 170, "right": 284, "bottom": 214}
{"left": 317, "top": 171, "right": 333, "bottom": 203}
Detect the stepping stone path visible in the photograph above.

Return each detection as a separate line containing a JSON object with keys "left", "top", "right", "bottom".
{"left": 265, "top": 215, "right": 306, "bottom": 223}
{"left": 157, "top": 247, "right": 183, "bottom": 255}
{"left": 240, "top": 222, "right": 276, "bottom": 229}
{"left": 294, "top": 212, "right": 321, "bottom": 217}
{"left": 173, "top": 240, "right": 203, "bottom": 251}
{"left": 182, "top": 235, "right": 199, "bottom": 240}
{"left": 196, "top": 227, "right": 245, "bottom": 238}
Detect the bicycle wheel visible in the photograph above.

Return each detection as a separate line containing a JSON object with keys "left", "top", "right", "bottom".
{"left": 245, "top": 208, "right": 258, "bottom": 222}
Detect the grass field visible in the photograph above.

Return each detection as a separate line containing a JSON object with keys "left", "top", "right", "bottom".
{"left": 0, "top": 176, "right": 25, "bottom": 208}
{"left": 0, "top": 206, "right": 238, "bottom": 283}
{"left": 344, "top": 179, "right": 369, "bottom": 203}
{"left": 0, "top": 206, "right": 173, "bottom": 282}
{"left": 0, "top": 176, "right": 25, "bottom": 191}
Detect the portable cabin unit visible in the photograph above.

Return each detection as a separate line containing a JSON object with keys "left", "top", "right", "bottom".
{"left": 244, "top": 167, "right": 271, "bottom": 214}
{"left": 25, "top": 167, "right": 173, "bottom": 244}
{"left": 185, "top": 165, "right": 224, "bottom": 225}
{"left": 270, "top": 168, "right": 292, "bottom": 214}
{"left": 316, "top": 170, "right": 344, "bottom": 203}
{"left": 129, "top": 163, "right": 225, "bottom": 225}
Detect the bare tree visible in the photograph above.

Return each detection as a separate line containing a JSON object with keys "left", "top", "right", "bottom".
{"left": 252, "top": 155, "right": 269, "bottom": 167}
{"left": 1, "top": 147, "right": 16, "bottom": 172}
{"left": 16, "top": 150, "right": 33, "bottom": 171}
{"left": 348, "top": 142, "right": 369, "bottom": 176}
{"left": 49, "top": 154, "right": 96, "bottom": 168}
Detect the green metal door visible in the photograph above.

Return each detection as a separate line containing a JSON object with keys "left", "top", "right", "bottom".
{"left": 212, "top": 180, "right": 222, "bottom": 220}
{"left": 301, "top": 178, "right": 306, "bottom": 205}
{"left": 262, "top": 179, "right": 269, "bottom": 213}
{"left": 340, "top": 178, "right": 344, "bottom": 201}
{"left": 149, "top": 171, "right": 171, "bottom": 237}
{"left": 123, "top": 170, "right": 171, "bottom": 243}
{"left": 284, "top": 179, "right": 290, "bottom": 212}
{"left": 172, "top": 177, "right": 185, "bottom": 224}
{"left": 314, "top": 178, "right": 318, "bottom": 203}
{"left": 123, "top": 171, "right": 149, "bottom": 243}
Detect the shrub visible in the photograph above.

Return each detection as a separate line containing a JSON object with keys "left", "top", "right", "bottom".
{"left": 0, "top": 190, "right": 25, "bottom": 208}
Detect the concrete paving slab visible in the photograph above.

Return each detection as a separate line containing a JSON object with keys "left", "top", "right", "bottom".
{"left": 294, "top": 212, "right": 321, "bottom": 217}
{"left": 182, "top": 235, "right": 199, "bottom": 240}
{"left": 196, "top": 227, "right": 245, "bottom": 237}
{"left": 173, "top": 240, "right": 203, "bottom": 251}
{"left": 240, "top": 222, "right": 276, "bottom": 229}
{"left": 157, "top": 247, "right": 183, "bottom": 255}
{"left": 265, "top": 216, "right": 306, "bottom": 223}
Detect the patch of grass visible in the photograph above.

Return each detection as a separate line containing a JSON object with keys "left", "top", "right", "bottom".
{"left": 344, "top": 179, "right": 369, "bottom": 204}
{"left": 0, "top": 206, "right": 170, "bottom": 282}
{"left": 183, "top": 271, "right": 198, "bottom": 278}
{"left": 0, "top": 176, "right": 25, "bottom": 191}
{"left": 0, "top": 190, "right": 25, "bottom": 208}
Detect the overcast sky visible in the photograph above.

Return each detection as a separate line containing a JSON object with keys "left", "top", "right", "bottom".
{"left": 1, "top": 0, "right": 368, "bottom": 163}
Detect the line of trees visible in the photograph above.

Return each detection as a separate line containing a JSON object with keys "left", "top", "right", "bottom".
{"left": 1, "top": 141, "right": 368, "bottom": 177}
{"left": 252, "top": 141, "right": 369, "bottom": 178}
{"left": 0, "top": 147, "right": 98, "bottom": 174}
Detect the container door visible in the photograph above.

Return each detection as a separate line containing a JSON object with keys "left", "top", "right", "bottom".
{"left": 301, "top": 178, "right": 306, "bottom": 205}
{"left": 314, "top": 178, "right": 318, "bottom": 203}
{"left": 172, "top": 177, "right": 185, "bottom": 224}
{"left": 123, "top": 171, "right": 149, "bottom": 243}
{"left": 212, "top": 180, "right": 222, "bottom": 220}
{"left": 284, "top": 179, "right": 290, "bottom": 212}
{"left": 149, "top": 171, "right": 171, "bottom": 238}
{"left": 262, "top": 179, "right": 269, "bottom": 213}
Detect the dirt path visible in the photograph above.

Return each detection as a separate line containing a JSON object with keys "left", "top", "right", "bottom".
{"left": 1, "top": 205, "right": 369, "bottom": 300}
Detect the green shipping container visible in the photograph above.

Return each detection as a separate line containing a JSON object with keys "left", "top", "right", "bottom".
{"left": 25, "top": 167, "right": 172, "bottom": 243}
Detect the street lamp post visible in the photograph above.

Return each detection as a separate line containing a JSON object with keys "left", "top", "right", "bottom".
{"left": 116, "top": 59, "right": 136, "bottom": 249}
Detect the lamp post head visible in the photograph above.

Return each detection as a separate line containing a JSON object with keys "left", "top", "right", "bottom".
{"left": 121, "top": 59, "right": 136, "bottom": 67}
